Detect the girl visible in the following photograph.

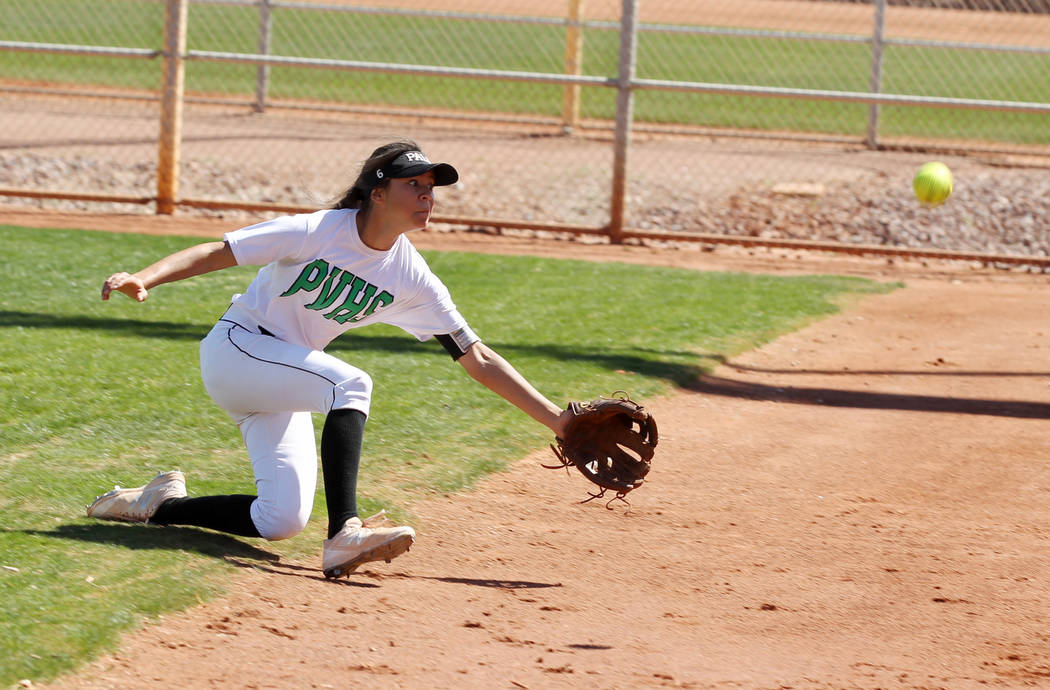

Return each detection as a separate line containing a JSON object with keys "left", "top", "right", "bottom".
{"left": 89, "top": 140, "right": 570, "bottom": 579}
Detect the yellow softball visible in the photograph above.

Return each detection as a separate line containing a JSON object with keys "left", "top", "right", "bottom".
{"left": 913, "top": 162, "right": 953, "bottom": 206}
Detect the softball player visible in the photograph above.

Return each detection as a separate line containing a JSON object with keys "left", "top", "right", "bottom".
{"left": 88, "top": 140, "right": 570, "bottom": 579}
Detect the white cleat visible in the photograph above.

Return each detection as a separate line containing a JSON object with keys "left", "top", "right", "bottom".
{"left": 322, "top": 511, "right": 415, "bottom": 579}
{"left": 86, "top": 470, "right": 187, "bottom": 523}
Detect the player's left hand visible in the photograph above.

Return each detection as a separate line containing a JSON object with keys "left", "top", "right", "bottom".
{"left": 553, "top": 406, "right": 574, "bottom": 439}
{"left": 546, "top": 393, "right": 658, "bottom": 501}
{"left": 102, "top": 272, "right": 148, "bottom": 302}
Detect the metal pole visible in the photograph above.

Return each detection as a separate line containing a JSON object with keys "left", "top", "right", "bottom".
{"left": 866, "top": 0, "right": 886, "bottom": 149}
{"left": 561, "top": 0, "right": 584, "bottom": 134}
{"left": 608, "top": 0, "right": 637, "bottom": 245}
{"left": 156, "top": 0, "right": 188, "bottom": 215}
{"left": 255, "top": 0, "right": 272, "bottom": 113}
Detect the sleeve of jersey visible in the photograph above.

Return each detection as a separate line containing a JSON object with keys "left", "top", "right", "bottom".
{"left": 224, "top": 214, "right": 311, "bottom": 266}
{"left": 384, "top": 276, "right": 480, "bottom": 352}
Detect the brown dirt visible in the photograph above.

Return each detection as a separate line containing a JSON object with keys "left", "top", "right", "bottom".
{"left": 9, "top": 206, "right": 1050, "bottom": 689}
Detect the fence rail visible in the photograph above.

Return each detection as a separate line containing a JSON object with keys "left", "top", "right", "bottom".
{"left": 0, "top": 40, "right": 159, "bottom": 59}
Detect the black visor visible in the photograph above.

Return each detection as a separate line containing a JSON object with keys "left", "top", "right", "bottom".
{"left": 374, "top": 151, "right": 458, "bottom": 187}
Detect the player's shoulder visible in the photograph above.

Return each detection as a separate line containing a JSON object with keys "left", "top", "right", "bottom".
{"left": 308, "top": 207, "right": 354, "bottom": 233}
{"left": 296, "top": 208, "right": 357, "bottom": 248}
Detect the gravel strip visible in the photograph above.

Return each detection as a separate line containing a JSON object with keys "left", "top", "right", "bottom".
{"left": 2, "top": 150, "right": 1048, "bottom": 262}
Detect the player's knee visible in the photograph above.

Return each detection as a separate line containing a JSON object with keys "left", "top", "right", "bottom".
{"left": 352, "top": 370, "right": 373, "bottom": 397}
{"left": 258, "top": 513, "right": 309, "bottom": 541}
{"left": 331, "top": 370, "right": 373, "bottom": 411}
{"left": 251, "top": 499, "right": 311, "bottom": 541}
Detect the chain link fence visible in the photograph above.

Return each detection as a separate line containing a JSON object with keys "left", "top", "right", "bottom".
{"left": 1, "top": 0, "right": 1049, "bottom": 256}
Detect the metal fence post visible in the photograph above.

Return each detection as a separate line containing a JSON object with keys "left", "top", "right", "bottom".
{"left": 157, "top": 0, "right": 188, "bottom": 215}
{"left": 608, "top": 0, "right": 638, "bottom": 244}
{"left": 255, "top": 0, "right": 272, "bottom": 113}
{"left": 561, "top": 0, "right": 584, "bottom": 134}
{"left": 866, "top": 0, "right": 887, "bottom": 149}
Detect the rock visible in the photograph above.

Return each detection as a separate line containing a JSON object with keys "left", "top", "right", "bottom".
{"left": 771, "top": 182, "right": 826, "bottom": 197}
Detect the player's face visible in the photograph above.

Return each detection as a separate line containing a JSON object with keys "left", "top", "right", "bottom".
{"left": 385, "top": 171, "right": 436, "bottom": 231}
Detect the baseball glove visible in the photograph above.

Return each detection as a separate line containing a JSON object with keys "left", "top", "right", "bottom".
{"left": 546, "top": 393, "right": 658, "bottom": 503}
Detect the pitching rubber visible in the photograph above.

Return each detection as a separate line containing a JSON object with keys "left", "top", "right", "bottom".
{"left": 322, "top": 533, "right": 414, "bottom": 579}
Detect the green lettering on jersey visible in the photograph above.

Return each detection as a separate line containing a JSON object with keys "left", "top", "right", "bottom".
{"left": 346, "top": 290, "right": 394, "bottom": 323}
{"left": 305, "top": 269, "right": 355, "bottom": 311}
{"left": 279, "top": 259, "right": 329, "bottom": 297}
{"left": 324, "top": 277, "right": 378, "bottom": 324}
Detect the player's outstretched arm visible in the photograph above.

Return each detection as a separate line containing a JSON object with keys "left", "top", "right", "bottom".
{"left": 101, "top": 240, "right": 237, "bottom": 302}
{"left": 457, "top": 341, "right": 571, "bottom": 437}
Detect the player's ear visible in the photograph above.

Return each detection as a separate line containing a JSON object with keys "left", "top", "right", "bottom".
{"left": 369, "top": 186, "right": 385, "bottom": 205}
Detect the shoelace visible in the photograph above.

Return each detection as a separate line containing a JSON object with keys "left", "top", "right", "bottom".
{"left": 102, "top": 470, "right": 176, "bottom": 496}
{"left": 360, "top": 509, "right": 391, "bottom": 528}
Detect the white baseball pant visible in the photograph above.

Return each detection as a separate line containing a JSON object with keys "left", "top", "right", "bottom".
{"left": 199, "top": 318, "right": 372, "bottom": 540}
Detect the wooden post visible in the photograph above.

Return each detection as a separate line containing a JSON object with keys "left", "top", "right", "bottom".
{"left": 157, "top": 0, "right": 187, "bottom": 215}
{"left": 561, "top": 0, "right": 584, "bottom": 134}
{"left": 254, "top": 0, "right": 272, "bottom": 113}
{"left": 866, "top": 0, "right": 887, "bottom": 149}
{"left": 608, "top": 0, "right": 638, "bottom": 244}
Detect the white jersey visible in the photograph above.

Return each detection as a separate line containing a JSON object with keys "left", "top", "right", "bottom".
{"left": 222, "top": 208, "right": 478, "bottom": 352}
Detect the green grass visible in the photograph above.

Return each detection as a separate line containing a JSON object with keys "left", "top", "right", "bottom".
{"left": 0, "top": 224, "right": 897, "bottom": 685}
{"left": 0, "top": 0, "right": 1047, "bottom": 143}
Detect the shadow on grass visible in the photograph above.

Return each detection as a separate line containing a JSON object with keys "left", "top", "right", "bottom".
{"left": 7, "top": 310, "right": 1046, "bottom": 418}
{"left": 0, "top": 309, "right": 713, "bottom": 386}
{"left": 10, "top": 308, "right": 1043, "bottom": 387}
{"left": 0, "top": 310, "right": 211, "bottom": 341}
{"left": 16, "top": 523, "right": 279, "bottom": 562}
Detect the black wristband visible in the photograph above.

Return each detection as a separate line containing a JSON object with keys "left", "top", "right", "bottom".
{"left": 435, "top": 333, "right": 469, "bottom": 361}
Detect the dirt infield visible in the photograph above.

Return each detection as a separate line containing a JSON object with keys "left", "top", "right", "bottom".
{"left": 9, "top": 207, "right": 1048, "bottom": 689}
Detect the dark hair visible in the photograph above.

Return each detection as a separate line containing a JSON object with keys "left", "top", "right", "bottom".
{"left": 333, "top": 140, "right": 422, "bottom": 211}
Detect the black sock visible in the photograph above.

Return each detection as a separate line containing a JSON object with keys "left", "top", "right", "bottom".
{"left": 320, "top": 408, "right": 365, "bottom": 539}
{"left": 151, "top": 495, "right": 261, "bottom": 538}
